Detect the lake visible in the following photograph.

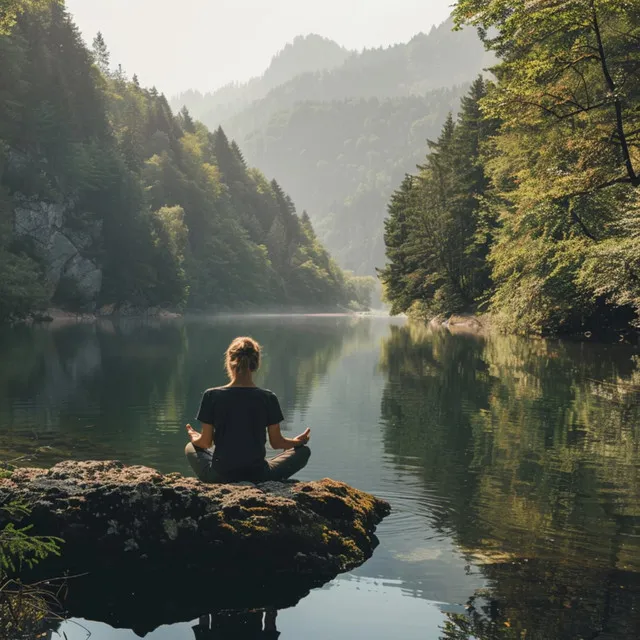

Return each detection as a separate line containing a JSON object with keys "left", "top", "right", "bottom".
{"left": 1, "top": 315, "right": 640, "bottom": 639}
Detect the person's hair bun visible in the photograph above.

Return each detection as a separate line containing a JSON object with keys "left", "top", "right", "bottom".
{"left": 225, "top": 337, "right": 261, "bottom": 379}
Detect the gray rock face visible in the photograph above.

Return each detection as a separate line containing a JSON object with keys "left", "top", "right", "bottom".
{"left": 64, "top": 253, "right": 103, "bottom": 300}
{"left": 13, "top": 198, "right": 103, "bottom": 303}
{"left": 14, "top": 200, "right": 65, "bottom": 249}
{"left": 47, "top": 231, "right": 77, "bottom": 286}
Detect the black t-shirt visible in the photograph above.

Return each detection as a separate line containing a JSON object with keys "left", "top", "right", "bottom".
{"left": 196, "top": 387, "right": 284, "bottom": 476}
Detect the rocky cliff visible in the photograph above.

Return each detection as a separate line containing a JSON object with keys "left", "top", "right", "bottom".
{"left": 13, "top": 197, "right": 102, "bottom": 306}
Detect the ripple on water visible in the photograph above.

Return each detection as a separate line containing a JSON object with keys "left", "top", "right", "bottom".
{"left": 375, "top": 482, "right": 454, "bottom": 543}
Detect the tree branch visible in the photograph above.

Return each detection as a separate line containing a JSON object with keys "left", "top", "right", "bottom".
{"left": 591, "top": 0, "right": 639, "bottom": 186}
{"left": 511, "top": 98, "right": 610, "bottom": 121}
{"left": 570, "top": 207, "right": 597, "bottom": 241}
{"left": 566, "top": 175, "right": 633, "bottom": 199}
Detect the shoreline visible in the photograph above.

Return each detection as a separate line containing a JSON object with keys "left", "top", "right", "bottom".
{"left": 424, "top": 312, "right": 639, "bottom": 344}
{"left": 428, "top": 313, "right": 489, "bottom": 336}
{"left": 19, "top": 305, "right": 385, "bottom": 326}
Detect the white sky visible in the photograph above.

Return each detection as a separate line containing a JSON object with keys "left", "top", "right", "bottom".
{"left": 65, "top": 0, "right": 454, "bottom": 97}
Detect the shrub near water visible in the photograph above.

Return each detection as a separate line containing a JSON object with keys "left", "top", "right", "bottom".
{"left": 0, "top": 480, "right": 63, "bottom": 637}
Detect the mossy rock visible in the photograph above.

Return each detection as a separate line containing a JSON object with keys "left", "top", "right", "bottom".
{"left": 0, "top": 460, "right": 390, "bottom": 633}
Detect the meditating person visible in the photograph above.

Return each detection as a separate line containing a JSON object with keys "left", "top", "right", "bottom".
{"left": 185, "top": 336, "right": 311, "bottom": 483}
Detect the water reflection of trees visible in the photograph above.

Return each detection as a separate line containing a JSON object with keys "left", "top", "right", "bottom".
{"left": 379, "top": 324, "right": 640, "bottom": 639}
{"left": 0, "top": 316, "right": 364, "bottom": 467}
{"left": 184, "top": 316, "right": 367, "bottom": 425}
{"left": 0, "top": 320, "right": 190, "bottom": 466}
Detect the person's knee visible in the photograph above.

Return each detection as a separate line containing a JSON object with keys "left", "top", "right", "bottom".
{"left": 297, "top": 445, "right": 311, "bottom": 461}
{"left": 185, "top": 442, "right": 195, "bottom": 456}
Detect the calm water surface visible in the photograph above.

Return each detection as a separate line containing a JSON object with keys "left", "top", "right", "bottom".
{"left": 1, "top": 316, "right": 640, "bottom": 639}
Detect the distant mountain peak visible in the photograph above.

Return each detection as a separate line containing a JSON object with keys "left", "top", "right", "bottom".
{"left": 172, "top": 33, "right": 351, "bottom": 123}
{"left": 262, "top": 33, "right": 351, "bottom": 88}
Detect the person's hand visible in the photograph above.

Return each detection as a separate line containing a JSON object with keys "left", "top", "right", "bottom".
{"left": 292, "top": 427, "right": 311, "bottom": 448}
{"left": 186, "top": 423, "right": 200, "bottom": 444}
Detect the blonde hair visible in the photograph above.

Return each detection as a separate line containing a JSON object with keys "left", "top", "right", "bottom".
{"left": 225, "top": 336, "right": 261, "bottom": 380}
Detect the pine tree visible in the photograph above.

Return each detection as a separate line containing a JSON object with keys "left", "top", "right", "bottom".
{"left": 212, "top": 126, "right": 245, "bottom": 183}
{"left": 266, "top": 211, "right": 288, "bottom": 273}
{"left": 114, "top": 63, "right": 126, "bottom": 85}
{"left": 179, "top": 106, "right": 195, "bottom": 134}
{"left": 92, "top": 31, "right": 110, "bottom": 75}
{"left": 230, "top": 140, "right": 247, "bottom": 168}
{"left": 300, "top": 211, "right": 313, "bottom": 231}
{"left": 378, "top": 175, "right": 416, "bottom": 315}
{"left": 382, "top": 81, "right": 498, "bottom": 317}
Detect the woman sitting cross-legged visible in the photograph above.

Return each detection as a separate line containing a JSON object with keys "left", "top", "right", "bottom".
{"left": 185, "top": 336, "right": 311, "bottom": 484}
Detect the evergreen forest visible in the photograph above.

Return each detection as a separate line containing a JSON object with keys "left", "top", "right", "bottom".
{"left": 0, "top": 1, "right": 373, "bottom": 323}
{"left": 380, "top": 0, "right": 640, "bottom": 336}
{"left": 173, "top": 20, "right": 494, "bottom": 276}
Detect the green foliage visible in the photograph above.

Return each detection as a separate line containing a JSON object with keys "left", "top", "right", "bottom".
{"left": 0, "top": 249, "right": 48, "bottom": 322}
{"left": 91, "top": 30, "right": 109, "bottom": 75}
{"left": 0, "top": 188, "right": 48, "bottom": 323}
{"left": 344, "top": 274, "right": 377, "bottom": 311}
{"left": 0, "top": 496, "right": 63, "bottom": 638}
{"left": 0, "top": 0, "right": 60, "bottom": 34}
{"left": 0, "top": 500, "right": 62, "bottom": 574}
{"left": 384, "top": 3, "right": 640, "bottom": 334}
{"left": 173, "top": 20, "right": 493, "bottom": 276}
{"left": 380, "top": 78, "right": 498, "bottom": 318}
{"left": 0, "top": 524, "right": 61, "bottom": 573}
{"left": 0, "top": 2, "right": 362, "bottom": 320}
{"left": 453, "top": 0, "right": 640, "bottom": 197}
{"left": 453, "top": 0, "right": 640, "bottom": 334}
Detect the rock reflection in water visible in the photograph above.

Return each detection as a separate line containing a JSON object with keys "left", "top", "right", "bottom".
{"left": 38, "top": 608, "right": 283, "bottom": 640}
{"left": 44, "top": 568, "right": 329, "bottom": 636}
{"left": 192, "top": 610, "right": 280, "bottom": 640}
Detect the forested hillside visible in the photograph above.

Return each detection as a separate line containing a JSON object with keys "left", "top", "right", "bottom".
{"left": 0, "top": 2, "right": 372, "bottom": 323}
{"left": 381, "top": 1, "right": 640, "bottom": 336}
{"left": 242, "top": 88, "right": 467, "bottom": 273}
{"left": 172, "top": 19, "right": 493, "bottom": 276}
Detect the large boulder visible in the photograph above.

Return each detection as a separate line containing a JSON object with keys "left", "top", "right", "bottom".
{"left": 0, "top": 461, "right": 390, "bottom": 633}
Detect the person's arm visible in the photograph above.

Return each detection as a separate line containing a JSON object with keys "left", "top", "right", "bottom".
{"left": 186, "top": 423, "right": 214, "bottom": 449}
{"left": 267, "top": 424, "right": 310, "bottom": 451}
{"left": 188, "top": 390, "right": 215, "bottom": 449}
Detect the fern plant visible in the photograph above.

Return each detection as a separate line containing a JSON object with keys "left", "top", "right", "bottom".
{"left": 0, "top": 489, "right": 64, "bottom": 637}
{"left": 0, "top": 498, "right": 63, "bottom": 577}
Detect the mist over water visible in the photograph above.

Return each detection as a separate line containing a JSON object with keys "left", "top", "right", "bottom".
{"left": 1, "top": 315, "right": 640, "bottom": 638}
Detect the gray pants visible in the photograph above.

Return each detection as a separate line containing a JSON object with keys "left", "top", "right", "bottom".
{"left": 185, "top": 442, "right": 311, "bottom": 484}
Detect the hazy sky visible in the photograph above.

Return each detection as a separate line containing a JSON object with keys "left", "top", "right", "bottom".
{"left": 65, "top": 0, "right": 454, "bottom": 97}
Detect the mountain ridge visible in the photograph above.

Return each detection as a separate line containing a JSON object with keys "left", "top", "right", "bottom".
{"left": 174, "top": 33, "right": 351, "bottom": 125}
{"left": 171, "top": 17, "right": 494, "bottom": 277}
